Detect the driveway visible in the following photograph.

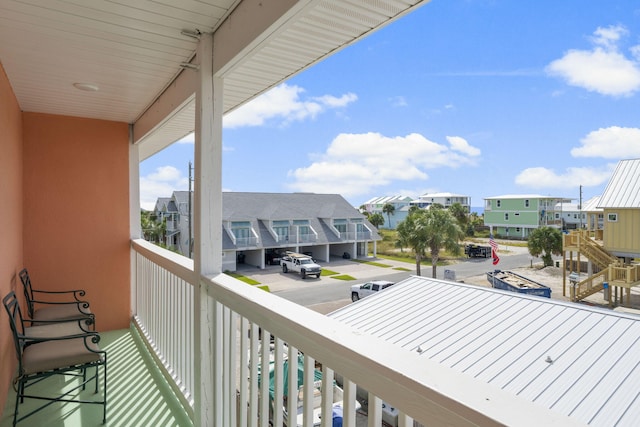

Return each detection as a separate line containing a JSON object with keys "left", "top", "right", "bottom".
{"left": 235, "top": 241, "right": 542, "bottom": 314}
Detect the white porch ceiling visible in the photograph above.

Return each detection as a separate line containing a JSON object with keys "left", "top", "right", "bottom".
{"left": 0, "top": 0, "right": 428, "bottom": 158}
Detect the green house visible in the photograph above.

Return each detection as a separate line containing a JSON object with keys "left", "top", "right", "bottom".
{"left": 484, "top": 195, "right": 572, "bottom": 238}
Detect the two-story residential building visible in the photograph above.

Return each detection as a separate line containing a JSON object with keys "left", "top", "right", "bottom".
{"left": 553, "top": 202, "right": 586, "bottom": 230}
{"left": 484, "top": 195, "right": 572, "bottom": 238}
{"left": 363, "top": 192, "right": 471, "bottom": 229}
{"left": 155, "top": 191, "right": 381, "bottom": 270}
{"left": 361, "top": 195, "right": 413, "bottom": 229}
{"left": 410, "top": 192, "right": 471, "bottom": 211}
{"left": 154, "top": 192, "right": 193, "bottom": 254}
{"left": 596, "top": 159, "right": 640, "bottom": 261}
{"left": 562, "top": 159, "right": 640, "bottom": 306}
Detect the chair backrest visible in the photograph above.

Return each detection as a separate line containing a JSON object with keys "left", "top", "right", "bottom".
{"left": 2, "top": 291, "right": 26, "bottom": 366}
{"left": 18, "top": 268, "right": 35, "bottom": 318}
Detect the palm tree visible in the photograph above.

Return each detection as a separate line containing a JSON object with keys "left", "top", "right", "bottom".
{"left": 448, "top": 202, "right": 469, "bottom": 237}
{"left": 382, "top": 203, "right": 395, "bottom": 228}
{"left": 528, "top": 226, "right": 562, "bottom": 267}
{"left": 368, "top": 213, "right": 385, "bottom": 229}
{"left": 141, "top": 209, "right": 166, "bottom": 244}
{"left": 397, "top": 208, "right": 463, "bottom": 277}
{"left": 396, "top": 213, "right": 426, "bottom": 273}
{"left": 420, "top": 208, "right": 463, "bottom": 278}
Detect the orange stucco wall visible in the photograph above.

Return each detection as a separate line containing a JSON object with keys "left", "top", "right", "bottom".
{"left": 0, "top": 62, "right": 23, "bottom": 418}
{"left": 22, "top": 113, "right": 131, "bottom": 332}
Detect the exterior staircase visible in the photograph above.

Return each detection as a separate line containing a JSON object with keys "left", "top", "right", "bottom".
{"left": 563, "top": 231, "right": 631, "bottom": 302}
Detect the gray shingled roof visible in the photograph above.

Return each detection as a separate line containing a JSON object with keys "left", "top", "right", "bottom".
{"left": 222, "top": 192, "right": 363, "bottom": 220}
{"left": 598, "top": 158, "right": 640, "bottom": 208}
{"left": 154, "top": 197, "right": 173, "bottom": 213}
{"left": 329, "top": 277, "right": 640, "bottom": 427}
{"left": 222, "top": 192, "right": 380, "bottom": 250}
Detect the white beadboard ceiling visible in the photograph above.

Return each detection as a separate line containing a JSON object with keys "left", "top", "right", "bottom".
{"left": 0, "top": 0, "right": 427, "bottom": 158}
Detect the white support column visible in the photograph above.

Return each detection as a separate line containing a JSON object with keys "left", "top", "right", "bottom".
{"left": 193, "top": 31, "right": 223, "bottom": 427}
{"left": 129, "top": 125, "right": 140, "bottom": 316}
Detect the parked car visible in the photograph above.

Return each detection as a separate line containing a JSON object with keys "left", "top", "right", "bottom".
{"left": 350, "top": 280, "right": 394, "bottom": 301}
{"left": 265, "top": 249, "right": 282, "bottom": 266}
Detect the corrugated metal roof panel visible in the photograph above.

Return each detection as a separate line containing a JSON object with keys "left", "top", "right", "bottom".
{"left": 598, "top": 159, "right": 640, "bottom": 208}
{"left": 329, "top": 277, "right": 640, "bottom": 426}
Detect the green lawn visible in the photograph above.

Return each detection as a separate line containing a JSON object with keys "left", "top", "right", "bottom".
{"left": 330, "top": 274, "right": 357, "bottom": 281}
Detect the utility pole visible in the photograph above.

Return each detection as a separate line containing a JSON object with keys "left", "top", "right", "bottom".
{"left": 188, "top": 161, "right": 193, "bottom": 258}
{"left": 579, "top": 185, "right": 583, "bottom": 229}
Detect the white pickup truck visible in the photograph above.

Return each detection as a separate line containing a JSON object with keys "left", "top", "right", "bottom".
{"left": 280, "top": 252, "right": 322, "bottom": 279}
{"left": 350, "top": 280, "right": 394, "bottom": 301}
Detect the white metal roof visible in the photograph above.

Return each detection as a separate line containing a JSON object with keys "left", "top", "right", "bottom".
{"left": 329, "top": 276, "right": 640, "bottom": 426}
{"left": 418, "top": 192, "right": 469, "bottom": 198}
{"left": 0, "top": 0, "right": 429, "bottom": 158}
{"left": 581, "top": 196, "right": 603, "bottom": 212}
{"left": 598, "top": 159, "right": 640, "bottom": 209}
{"left": 363, "top": 195, "right": 413, "bottom": 205}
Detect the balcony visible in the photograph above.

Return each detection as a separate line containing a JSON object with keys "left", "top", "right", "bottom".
{"left": 126, "top": 239, "right": 566, "bottom": 426}
{"left": 0, "top": 328, "right": 193, "bottom": 427}
{"left": 0, "top": 239, "right": 575, "bottom": 427}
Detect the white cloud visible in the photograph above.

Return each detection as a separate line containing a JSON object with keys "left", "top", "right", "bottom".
{"left": 546, "top": 25, "right": 640, "bottom": 96}
{"left": 286, "top": 132, "right": 481, "bottom": 197}
{"left": 223, "top": 83, "right": 357, "bottom": 128}
{"left": 140, "top": 166, "right": 188, "bottom": 210}
{"left": 571, "top": 126, "right": 640, "bottom": 158}
{"left": 515, "top": 165, "right": 614, "bottom": 189}
{"left": 176, "top": 134, "right": 194, "bottom": 144}
{"left": 446, "top": 136, "right": 481, "bottom": 156}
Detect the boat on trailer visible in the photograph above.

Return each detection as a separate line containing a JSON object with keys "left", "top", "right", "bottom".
{"left": 487, "top": 269, "right": 552, "bottom": 298}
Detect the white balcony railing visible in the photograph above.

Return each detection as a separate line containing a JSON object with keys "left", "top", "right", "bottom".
{"left": 132, "top": 239, "right": 195, "bottom": 416}
{"left": 131, "top": 239, "right": 573, "bottom": 427}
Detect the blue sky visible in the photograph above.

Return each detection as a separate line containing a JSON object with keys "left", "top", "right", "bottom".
{"left": 140, "top": 0, "right": 640, "bottom": 210}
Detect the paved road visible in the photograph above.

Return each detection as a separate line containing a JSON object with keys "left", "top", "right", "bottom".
{"left": 238, "top": 243, "right": 556, "bottom": 312}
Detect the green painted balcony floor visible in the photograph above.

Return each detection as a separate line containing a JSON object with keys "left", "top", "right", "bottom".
{"left": 0, "top": 327, "right": 193, "bottom": 427}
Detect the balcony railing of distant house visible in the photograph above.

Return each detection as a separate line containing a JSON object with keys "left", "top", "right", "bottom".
{"left": 226, "top": 225, "right": 260, "bottom": 248}
{"left": 235, "top": 236, "right": 259, "bottom": 248}
{"left": 296, "top": 233, "right": 317, "bottom": 243}
{"left": 130, "top": 238, "right": 569, "bottom": 427}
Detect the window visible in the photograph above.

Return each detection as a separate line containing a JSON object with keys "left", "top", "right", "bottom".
{"left": 497, "top": 200, "right": 501, "bottom": 208}
{"left": 608, "top": 213, "right": 618, "bottom": 222}
{"left": 274, "top": 226, "right": 289, "bottom": 241}
{"left": 334, "top": 218, "right": 347, "bottom": 233}
{"left": 273, "top": 220, "right": 290, "bottom": 241}
{"left": 514, "top": 212, "right": 520, "bottom": 216}
{"left": 515, "top": 227, "right": 521, "bottom": 233}
{"left": 524, "top": 199, "right": 530, "bottom": 208}
{"left": 504, "top": 213, "right": 509, "bottom": 221}
{"left": 299, "top": 225, "right": 311, "bottom": 235}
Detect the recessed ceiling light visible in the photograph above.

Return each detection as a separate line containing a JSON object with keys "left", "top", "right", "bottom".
{"left": 73, "top": 83, "right": 99, "bottom": 92}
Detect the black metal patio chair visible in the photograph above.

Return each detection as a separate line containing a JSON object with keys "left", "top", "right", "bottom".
{"left": 19, "top": 268, "right": 95, "bottom": 328}
{"left": 3, "top": 291, "right": 107, "bottom": 426}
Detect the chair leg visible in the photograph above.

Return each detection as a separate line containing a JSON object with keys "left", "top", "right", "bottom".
{"left": 94, "top": 365, "right": 99, "bottom": 393}
{"left": 102, "top": 359, "right": 108, "bottom": 424}
{"left": 13, "top": 379, "right": 23, "bottom": 427}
